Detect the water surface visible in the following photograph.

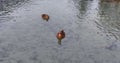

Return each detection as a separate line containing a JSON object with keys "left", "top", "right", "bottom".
{"left": 0, "top": 0, "right": 120, "bottom": 63}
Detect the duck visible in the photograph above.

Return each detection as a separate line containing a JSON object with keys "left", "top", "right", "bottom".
{"left": 56, "top": 30, "right": 65, "bottom": 45}
{"left": 42, "top": 14, "right": 49, "bottom": 21}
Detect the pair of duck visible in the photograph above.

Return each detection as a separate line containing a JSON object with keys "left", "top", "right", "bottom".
{"left": 42, "top": 14, "right": 65, "bottom": 45}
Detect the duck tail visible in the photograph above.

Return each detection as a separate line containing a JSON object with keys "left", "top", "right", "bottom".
{"left": 58, "top": 39, "right": 61, "bottom": 45}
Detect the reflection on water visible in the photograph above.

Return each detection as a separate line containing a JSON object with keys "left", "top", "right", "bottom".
{"left": 0, "top": 0, "right": 29, "bottom": 11}
{"left": 0, "top": 0, "right": 29, "bottom": 16}
{"left": 0, "top": 0, "right": 29, "bottom": 23}
{"left": 74, "top": 0, "right": 120, "bottom": 40}
{"left": 78, "top": 0, "right": 89, "bottom": 15}
{"left": 98, "top": 1, "right": 120, "bottom": 40}
{"left": 101, "top": 0, "right": 120, "bottom": 3}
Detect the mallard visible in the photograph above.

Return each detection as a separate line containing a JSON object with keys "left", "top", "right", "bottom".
{"left": 42, "top": 14, "right": 49, "bottom": 21}
{"left": 56, "top": 30, "right": 65, "bottom": 45}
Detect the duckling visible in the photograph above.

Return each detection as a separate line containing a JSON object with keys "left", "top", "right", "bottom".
{"left": 56, "top": 30, "right": 65, "bottom": 45}
{"left": 42, "top": 14, "right": 49, "bottom": 21}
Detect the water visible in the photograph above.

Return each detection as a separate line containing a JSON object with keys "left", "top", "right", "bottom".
{"left": 0, "top": 0, "right": 29, "bottom": 11}
{"left": 0, "top": 0, "right": 120, "bottom": 63}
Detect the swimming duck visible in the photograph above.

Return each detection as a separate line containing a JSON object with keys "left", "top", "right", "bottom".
{"left": 56, "top": 30, "right": 65, "bottom": 45}
{"left": 42, "top": 14, "right": 49, "bottom": 21}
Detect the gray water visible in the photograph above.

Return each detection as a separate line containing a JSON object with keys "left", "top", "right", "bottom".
{"left": 0, "top": 0, "right": 120, "bottom": 63}
{"left": 0, "top": 0, "right": 29, "bottom": 11}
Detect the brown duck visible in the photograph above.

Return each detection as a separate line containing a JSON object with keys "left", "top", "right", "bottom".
{"left": 56, "top": 30, "right": 65, "bottom": 45}
{"left": 42, "top": 14, "right": 49, "bottom": 21}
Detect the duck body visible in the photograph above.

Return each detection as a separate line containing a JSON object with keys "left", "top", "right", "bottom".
{"left": 42, "top": 14, "right": 49, "bottom": 21}
{"left": 56, "top": 30, "right": 65, "bottom": 45}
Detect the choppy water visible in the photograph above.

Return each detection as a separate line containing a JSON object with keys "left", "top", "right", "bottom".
{"left": 0, "top": 0, "right": 29, "bottom": 11}
{"left": 0, "top": 0, "right": 120, "bottom": 63}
